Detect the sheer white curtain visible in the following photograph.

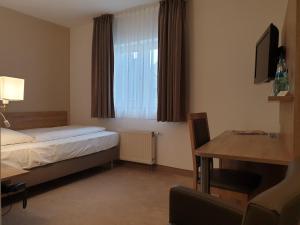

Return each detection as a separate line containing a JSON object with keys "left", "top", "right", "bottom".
{"left": 113, "top": 4, "right": 159, "bottom": 119}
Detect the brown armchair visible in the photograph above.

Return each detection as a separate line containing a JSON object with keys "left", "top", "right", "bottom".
{"left": 169, "top": 160, "right": 300, "bottom": 225}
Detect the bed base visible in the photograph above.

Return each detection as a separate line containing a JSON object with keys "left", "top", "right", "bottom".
{"left": 9, "top": 147, "right": 119, "bottom": 187}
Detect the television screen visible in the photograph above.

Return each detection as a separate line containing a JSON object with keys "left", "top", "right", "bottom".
{"left": 254, "top": 24, "right": 279, "bottom": 84}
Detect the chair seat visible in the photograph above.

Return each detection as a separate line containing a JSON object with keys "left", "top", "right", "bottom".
{"left": 199, "top": 169, "right": 262, "bottom": 194}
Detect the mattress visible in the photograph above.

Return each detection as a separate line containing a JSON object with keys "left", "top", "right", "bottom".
{"left": 1, "top": 131, "right": 119, "bottom": 170}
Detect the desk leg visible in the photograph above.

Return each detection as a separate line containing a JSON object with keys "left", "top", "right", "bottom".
{"left": 201, "top": 157, "right": 211, "bottom": 194}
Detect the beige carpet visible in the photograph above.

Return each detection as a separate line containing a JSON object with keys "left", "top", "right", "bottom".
{"left": 2, "top": 164, "right": 192, "bottom": 225}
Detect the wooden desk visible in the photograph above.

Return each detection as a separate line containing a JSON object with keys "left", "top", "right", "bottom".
{"left": 195, "top": 131, "right": 292, "bottom": 193}
{"left": 1, "top": 164, "right": 28, "bottom": 182}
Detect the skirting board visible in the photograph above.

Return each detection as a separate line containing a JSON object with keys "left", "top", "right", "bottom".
{"left": 118, "top": 160, "right": 193, "bottom": 177}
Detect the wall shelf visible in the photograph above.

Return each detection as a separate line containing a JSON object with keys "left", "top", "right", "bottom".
{"left": 268, "top": 95, "right": 294, "bottom": 102}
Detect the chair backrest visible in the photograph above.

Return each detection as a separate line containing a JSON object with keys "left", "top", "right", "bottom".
{"left": 242, "top": 160, "right": 300, "bottom": 225}
{"left": 188, "top": 113, "right": 211, "bottom": 152}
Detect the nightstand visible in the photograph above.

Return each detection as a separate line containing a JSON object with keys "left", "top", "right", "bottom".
{"left": 1, "top": 163, "right": 29, "bottom": 209}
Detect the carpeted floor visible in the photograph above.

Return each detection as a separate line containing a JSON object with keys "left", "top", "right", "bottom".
{"left": 2, "top": 164, "right": 192, "bottom": 225}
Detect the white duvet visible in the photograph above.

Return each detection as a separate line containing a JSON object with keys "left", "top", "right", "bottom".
{"left": 21, "top": 125, "right": 106, "bottom": 142}
{"left": 1, "top": 126, "right": 119, "bottom": 169}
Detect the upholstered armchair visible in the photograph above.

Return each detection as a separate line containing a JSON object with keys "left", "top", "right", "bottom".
{"left": 169, "top": 161, "right": 300, "bottom": 225}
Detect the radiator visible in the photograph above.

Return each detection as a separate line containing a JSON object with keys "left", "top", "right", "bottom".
{"left": 119, "top": 131, "right": 156, "bottom": 165}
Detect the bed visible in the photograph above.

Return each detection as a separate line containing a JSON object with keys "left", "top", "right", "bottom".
{"left": 1, "top": 111, "right": 119, "bottom": 187}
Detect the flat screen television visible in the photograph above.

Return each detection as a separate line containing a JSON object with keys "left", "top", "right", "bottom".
{"left": 254, "top": 24, "right": 279, "bottom": 84}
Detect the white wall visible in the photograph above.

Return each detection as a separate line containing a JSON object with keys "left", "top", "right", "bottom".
{"left": 70, "top": 0, "right": 288, "bottom": 170}
{"left": 0, "top": 7, "right": 70, "bottom": 112}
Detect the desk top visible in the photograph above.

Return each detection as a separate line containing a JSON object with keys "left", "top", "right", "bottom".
{"left": 195, "top": 131, "right": 292, "bottom": 165}
{"left": 1, "top": 164, "right": 28, "bottom": 181}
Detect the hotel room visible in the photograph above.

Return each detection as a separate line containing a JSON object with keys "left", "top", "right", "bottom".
{"left": 1, "top": 0, "right": 300, "bottom": 224}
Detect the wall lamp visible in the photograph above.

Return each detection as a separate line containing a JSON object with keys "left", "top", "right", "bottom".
{"left": 0, "top": 76, "right": 25, "bottom": 127}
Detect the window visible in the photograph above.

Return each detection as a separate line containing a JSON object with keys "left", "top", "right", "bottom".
{"left": 113, "top": 4, "right": 159, "bottom": 119}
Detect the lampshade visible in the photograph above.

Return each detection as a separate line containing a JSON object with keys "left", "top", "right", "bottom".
{"left": 0, "top": 76, "right": 24, "bottom": 103}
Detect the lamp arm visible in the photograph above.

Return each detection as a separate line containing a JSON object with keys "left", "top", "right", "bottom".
{"left": 0, "top": 112, "right": 11, "bottom": 128}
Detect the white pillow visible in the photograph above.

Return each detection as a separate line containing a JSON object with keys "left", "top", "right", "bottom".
{"left": 1, "top": 128, "right": 34, "bottom": 146}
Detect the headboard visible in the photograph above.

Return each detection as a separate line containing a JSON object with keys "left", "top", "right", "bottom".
{"left": 1, "top": 111, "right": 68, "bottom": 130}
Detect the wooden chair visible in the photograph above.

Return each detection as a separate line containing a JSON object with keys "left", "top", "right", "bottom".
{"left": 188, "top": 113, "right": 262, "bottom": 207}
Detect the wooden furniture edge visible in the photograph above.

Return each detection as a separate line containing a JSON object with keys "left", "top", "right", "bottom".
{"left": 195, "top": 131, "right": 292, "bottom": 166}
{"left": 268, "top": 95, "right": 294, "bottom": 102}
{"left": 197, "top": 152, "right": 290, "bottom": 165}
{"left": 1, "top": 164, "right": 29, "bottom": 181}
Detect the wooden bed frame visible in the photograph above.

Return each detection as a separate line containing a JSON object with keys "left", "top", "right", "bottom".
{"left": 3, "top": 111, "right": 68, "bottom": 130}
{"left": 2, "top": 111, "right": 119, "bottom": 187}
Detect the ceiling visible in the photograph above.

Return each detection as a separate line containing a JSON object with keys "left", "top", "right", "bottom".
{"left": 0, "top": 0, "right": 158, "bottom": 27}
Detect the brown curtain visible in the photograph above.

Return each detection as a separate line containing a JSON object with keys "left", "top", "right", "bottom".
{"left": 157, "top": 0, "right": 186, "bottom": 122}
{"left": 91, "top": 14, "right": 115, "bottom": 118}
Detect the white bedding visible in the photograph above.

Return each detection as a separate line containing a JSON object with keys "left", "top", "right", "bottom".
{"left": 1, "top": 131, "right": 119, "bottom": 170}
{"left": 21, "top": 125, "right": 106, "bottom": 142}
